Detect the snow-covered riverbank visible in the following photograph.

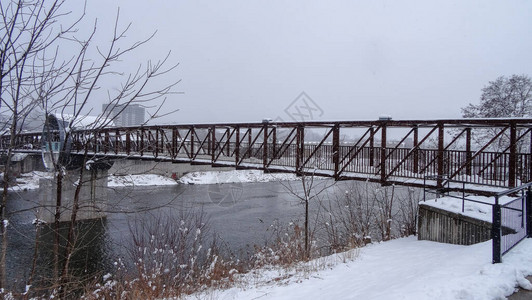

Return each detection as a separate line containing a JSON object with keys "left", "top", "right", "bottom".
{"left": 9, "top": 169, "right": 301, "bottom": 190}
{"left": 108, "top": 174, "right": 177, "bottom": 187}
{"left": 10, "top": 171, "right": 52, "bottom": 191}
{"left": 191, "top": 237, "right": 532, "bottom": 300}
{"left": 178, "top": 170, "right": 299, "bottom": 185}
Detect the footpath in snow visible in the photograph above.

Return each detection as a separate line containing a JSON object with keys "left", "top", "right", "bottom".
{"left": 201, "top": 237, "right": 532, "bottom": 300}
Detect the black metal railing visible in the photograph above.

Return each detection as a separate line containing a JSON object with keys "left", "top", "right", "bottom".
{"left": 423, "top": 175, "right": 501, "bottom": 204}
{"left": 492, "top": 183, "right": 532, "bottom": 263}
{"left": 422, "top": 175, "right": 531, "bottom": 263}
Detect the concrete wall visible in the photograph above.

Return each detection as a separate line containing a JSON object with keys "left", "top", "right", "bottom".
{"left": 37, "top": 168, "right": 107, "bottom": 223}
{"left": 108, "top": 159, "right": 233, "bottom": 178}
{"left": 3, "top": 152, "right": 236, "bottom": 180}
{"left": 13, "top": 153, "right": 46, "bottom": 174}
{"left": 0, "top": 153, "right": 45, "bottom": 179}
{"left": 417, "top": 204, "right": 492, "bottom": 245}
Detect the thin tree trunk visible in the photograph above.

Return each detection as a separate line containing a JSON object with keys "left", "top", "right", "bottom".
{"left": 305, "top": 195, "right": 309, "bottom": 260}
{"left": 25, "top": 224, "right": 42, "bottom": 300}
{"left": 0, "top": 114, "right": 19, "bottom": 289}
{"left": 53, "top": 171, "right": 63, "bottom": 282}
{"left": 60, "top": 156, "right": 87, "bottom": 295}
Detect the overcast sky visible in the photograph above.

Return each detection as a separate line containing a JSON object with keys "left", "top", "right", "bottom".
{"left": 79, "top": 0, "right": 532, "bottom": 124}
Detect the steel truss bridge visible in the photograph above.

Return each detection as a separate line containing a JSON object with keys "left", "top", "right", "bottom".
{"left": 3, "top": 118, "right": 532, "bottom": 193}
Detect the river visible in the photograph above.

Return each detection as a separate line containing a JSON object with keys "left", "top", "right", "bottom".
{"left": 3, "top": 180, "right": 332, "bottom": 290}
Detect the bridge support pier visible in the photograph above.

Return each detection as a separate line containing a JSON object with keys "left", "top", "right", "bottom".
{"left": 36, "top": 167, "right": 109, "bottom": 223}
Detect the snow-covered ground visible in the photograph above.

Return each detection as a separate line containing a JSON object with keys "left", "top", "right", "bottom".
{"left": 196, "top": 237, "right": 532, "bottom": 300}
{"left": 421, "top": 195, "right": 516, "bottom": 223}
{"left": 107, "top": 174, "right": 178, "bottom": 187}
{"left": 8, "top": 171, "right": 178, "bottom": 190}
{"left": 10, "top": 171, "right": 52, "bottom": 191}
{"left": 9, "top": 170, "right": 299, "bottom": 190}
{"left": 178, "top": 170, "right": 300, "bottom": 185}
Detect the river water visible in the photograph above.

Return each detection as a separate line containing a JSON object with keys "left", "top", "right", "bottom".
{"left": 3, "top": 180, "right": 339, "bottom": 290}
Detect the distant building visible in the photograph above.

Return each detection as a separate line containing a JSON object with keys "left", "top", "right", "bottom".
{"left": 102, "top": 103, "right": 145, "bottom": 127}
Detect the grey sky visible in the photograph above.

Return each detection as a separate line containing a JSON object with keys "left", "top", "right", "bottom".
{"left": 81, "top": 0, "right": 532, "bottom": 124}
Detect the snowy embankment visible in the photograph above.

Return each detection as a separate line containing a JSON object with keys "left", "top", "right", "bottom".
{"left": 8, "top": 171, "right": 178, "bottom": 190}
{"left": 178, "top": 170, "right": 299, "bottom": 185}
{"left": 10, "top": 171, "right": 52, "bottom": 191}
{"left": 10, "top": 170, "right": 297, "bottom": 190}
{"left": 199, "top": 237, "right": 532, "bottom": 300}
{"left": 107, "top": 174, "right": 177, "bottom": 187}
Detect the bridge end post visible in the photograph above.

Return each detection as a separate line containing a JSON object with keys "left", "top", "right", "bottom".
{"left": 263, "top": 124, "right": 268, "bottom": 170}
{"left": 369, "top": 126, "right": 375, "bottom": 167}
{"left": 171, "top": 128, "right": 177, "bottom": 160}
{"left": 296, "top": 125, "right": 304, "bottom": 176}
{"left": 380, "top": 123, "right": 387, "bottom": 184}
{"left": 189, "top": 127, "right": 195, "bottom": 159}
{"left": 272, "top": 127, "right": 277, "bottom": 159}
{"left": 210, "top": 126, "right": 216, "bottom": 163}
{"left": 508, "top": 121, "right": 517, "bottom": 188}
{"left": 126, "top": 131, "right": 131, "bottom": 156}
{"left": 333, "top": 124, "right": 340, "bottom": 180}
{"left": 437, "top": 122, "right": 444, "bottom": 188}
{"left": 413, "top": 125, "right": 418, "bottom": 173}
{"left": 235, "top": 126, "right": 240, "bottom": 167}
{"left": 465, "top": 127, "right": 472, "bottom": 176}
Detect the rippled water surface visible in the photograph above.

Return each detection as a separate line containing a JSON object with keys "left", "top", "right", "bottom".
{"left": 4, "top": 180, "right": 343, "bottom": 290}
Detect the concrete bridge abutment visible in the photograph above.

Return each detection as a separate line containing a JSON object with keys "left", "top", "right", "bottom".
{"left": 108, "top": 159, "right": 233, "bottom": 178}
{"left": 36, "top": 166, "right": 108, "bottom": 223}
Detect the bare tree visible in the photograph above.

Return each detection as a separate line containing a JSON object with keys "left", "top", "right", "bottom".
{"left": 320, "top": 181, "right": 376, "bottom": 250}
{"left": 0, "top": 0, "right": 178, "bottom": 295}
{"left": 396, "top": 187, "right": 419, "bottom": 237}
{"left": 0, "top": 0, "right": 85, "bottom": 289}
{"left": 374, "top": 184, "right": 396, "bottom": 241}
{"left": 282, "top": 174, "right": 334, "bottom": 260}
{"left": 42, "top": 17, "right": 177, "bottom": 299}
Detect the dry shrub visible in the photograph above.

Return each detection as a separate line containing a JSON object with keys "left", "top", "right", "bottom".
{"left": 81, "top": 209, "right": 241, "bottom": 299}
{"left": 397, "top": 187, "right": 420, "bottom": 237}
{"left": 319, "top": 182, "right": 422, "bottom": 249}
{"left": 251, "top": 220, "right": 321, "bottom": 268}
{"left": 319, "top": 182, "right": 376, "bottom": 251}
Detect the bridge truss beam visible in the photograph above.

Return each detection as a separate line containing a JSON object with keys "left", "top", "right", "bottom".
{"left": 3, "top": 118, "right": 532, "bottom": 193}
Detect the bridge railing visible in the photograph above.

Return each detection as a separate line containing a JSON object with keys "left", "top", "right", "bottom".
{"left": 1, "top": 118, "right": 531, "bottom": 190}
{"left": 492, "top": 182, "right": 532, "bottom": 263}
{"left": 421, "top": 175, "right": 530, "bottom": 262}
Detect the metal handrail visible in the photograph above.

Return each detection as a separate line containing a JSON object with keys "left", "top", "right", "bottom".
{"left": 496, "top": 182, "right": 532, "bottom": 198}
{"left": 492, "top": 182, "right": 531, "bottom": 263}
{"left": 423, "top": 175, "right": 495, "bottom": 212}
